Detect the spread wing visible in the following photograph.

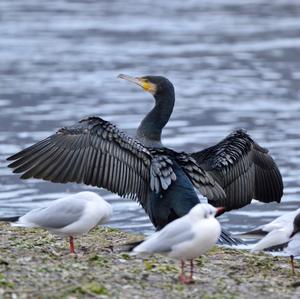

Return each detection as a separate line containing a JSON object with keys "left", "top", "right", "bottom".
{"left": 191, "top": 129, "right": 283, "bottom": 210}
{"left": 7, "top": 117, "right": 176, "bottom": 205}
{"left": 7, "top": 116, "right": 235, "bottom": 207}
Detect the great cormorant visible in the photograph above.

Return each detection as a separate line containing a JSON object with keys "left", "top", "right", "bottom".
{"left": 7, "top": 74, "right": 283, "bottom": 244}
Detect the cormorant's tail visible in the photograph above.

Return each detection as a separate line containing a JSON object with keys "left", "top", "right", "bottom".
{"left": 116, "top": 239, "right": 144, "bottom": 252}
{"left": 0, "top": 216, "right": 20, "bottom": 222}
{"left": 218, "top": 229, "right": 245, "bottom": 246}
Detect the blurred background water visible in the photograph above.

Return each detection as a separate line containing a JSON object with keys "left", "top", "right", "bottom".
{"left": 0, "top": 0, "right": 300, "bottom": 235}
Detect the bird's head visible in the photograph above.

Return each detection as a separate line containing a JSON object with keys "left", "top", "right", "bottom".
{"left": 190, "top": 203, "right": 224, "bottom": 219}
{"left": 118, "top": 74, "right": 175, "bottom": 99}
{"left": 290, "top": 213, "right": 300, "bottom": 238}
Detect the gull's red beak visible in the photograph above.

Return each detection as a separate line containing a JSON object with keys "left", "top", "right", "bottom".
{"left": 215, "top": 207, "right": 225, "bottom": 217}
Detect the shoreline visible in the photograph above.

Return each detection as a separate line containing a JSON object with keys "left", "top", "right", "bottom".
{"left": 0, "top": 223, "right": 300, "bottom": 298}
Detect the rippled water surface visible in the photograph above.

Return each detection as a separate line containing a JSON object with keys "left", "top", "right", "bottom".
{"left": 1, "top": 0, "right": 300, "bottom": 235}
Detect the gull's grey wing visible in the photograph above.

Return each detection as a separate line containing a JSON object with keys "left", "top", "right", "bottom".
{"left": 134, "top": 217, "right": 194, "bottom": 253}
{"left": 21, "top": 200, "right": 86, "bottom": 229}
{"left": 7, "top": 117, "right": 176, "bottom": 206}
{"left": 191, "top": 129, "right": 283, "bottom": 210}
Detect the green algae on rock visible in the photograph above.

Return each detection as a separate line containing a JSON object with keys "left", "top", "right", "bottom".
{"left": 0, "top": 223, "right": 300, "bottom": 299}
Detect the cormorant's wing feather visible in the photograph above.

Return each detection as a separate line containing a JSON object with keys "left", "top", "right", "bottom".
{"left": 175, "top": 152, "right": 226, "bottom": 202}
{"left": 148, "top": 151, "right": 177, "bottom": 194}
{"left": 7, "top": 117, "right": 161, "bottom": 205}
{"left": 191, "top": 129, "right": 283, "bottom": 210}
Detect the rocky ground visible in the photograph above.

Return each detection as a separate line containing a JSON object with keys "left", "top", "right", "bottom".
{"left": 0, "top": 223, "right": 300, "bottom": 299}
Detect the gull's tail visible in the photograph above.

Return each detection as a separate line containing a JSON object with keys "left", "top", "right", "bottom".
{"left": 234, "top": 228, "right": 267, "bottom": 239}
{"left": 264, "top": 242, "right": 288, "bottom": 252}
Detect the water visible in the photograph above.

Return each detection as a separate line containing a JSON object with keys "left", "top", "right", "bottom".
{"left": 1, "top": 0, "right": 300, "bottom": 236}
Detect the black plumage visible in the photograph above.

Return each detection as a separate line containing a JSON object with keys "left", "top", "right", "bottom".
{"left": 7, "top": 74, "right": 283, "bottom": 244}
{"left": 191, "top": 129, "right": 283, "bottom": 210}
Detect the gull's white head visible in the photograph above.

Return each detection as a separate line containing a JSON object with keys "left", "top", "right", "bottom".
{"left": 189, "top": 203, "right": 223, "bottom": 220}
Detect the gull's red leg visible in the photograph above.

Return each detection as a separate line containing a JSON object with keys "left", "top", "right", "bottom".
{"left": 69, "top": 236, "right": 75, "bottom": 254}
{"left": 189, "top": 259, "right": 195, "bottom": 282}
{"left": 180, "top": 259, "right": 185, "bottom": 277}
{"left": 291, "top": 255, "right": 295, "bottom": 275}
{"left": 179, "top": 260, "right": 187, "bottom": 283}
{"left": 179, "top": 260, "right": 194, "bottom": 284}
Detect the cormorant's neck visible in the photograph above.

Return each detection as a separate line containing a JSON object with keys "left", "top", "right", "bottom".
{"left": 136, "top": 91, "right": 175, "bottom": 148}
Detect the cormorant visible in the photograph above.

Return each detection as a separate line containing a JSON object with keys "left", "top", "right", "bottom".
{"left": 7, "top": 74, "right": 283, "bottom": 244}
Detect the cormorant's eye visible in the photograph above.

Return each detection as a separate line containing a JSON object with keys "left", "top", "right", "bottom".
{"left": 143, "top": 79, "right": 149, "bottom": 83}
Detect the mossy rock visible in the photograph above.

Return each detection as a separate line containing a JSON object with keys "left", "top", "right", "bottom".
{"left": 0, "top": 223, "right": 300, "bottom": 299}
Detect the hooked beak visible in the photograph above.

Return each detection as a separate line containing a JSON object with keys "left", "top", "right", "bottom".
{"left": 118, "top": 74, "right": 144, "bottom": 87}
{"left": 215, "top": 207, "right": 225, "bottom": 217}
{"left": 118, "top": 74, "right": 157, "bottom": 95}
